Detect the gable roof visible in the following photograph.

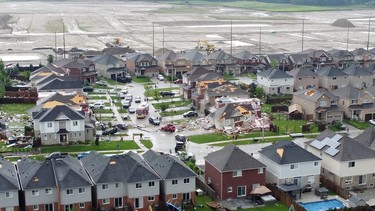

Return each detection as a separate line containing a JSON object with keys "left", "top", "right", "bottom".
{"left": 33, "top": 105, "right": 85, "bottom": 122}
{"left": 54, "top": 58, "right": 92, "bottom": 69}
{"left": 302, "top": 49, "right": 332, "bottom": 59}
{"left": 343, "top": 64, "right": 371, "bottom": 76}
{"left": 364, "top": 86, "right": 375, "bottom": 97}
{"left": 101, "top": 47, "right": 136, "bottom": 55}
{"left": 212, "top": 103, "right": 254, "bottom": 121}
{"left": 331, "top": 85, "right": 365, "bottom": 99}
{"left": 205, "top": 144, "right": 266, "bottom": 172}
{"left": 204, "top": 49, "right": 231, "bottom": 61}
{"left": 352, "top": 48, "right": 372, "bottom": 57}
{"left": 156, "top": 50, "right": 177, "bottom": 61}
{"left": 233, "top": 50, "right": 258, "bottom": 60}
{"left": 354, "top": 128, "right": 375, "bottom": 149}
{"left": 53, "top": 156, "right": 92, "bottom": 188}
{"left": 294, "top": 88, "right": 338, "bottom": 102}
{"left": 289, "top": 67, "right": 318, "bottom": 78}
{"left": 185, "top": 66, "right": 210, "bottom": 82}
{"left": 181, "top": 49, "right": 204, "bottom": 62}
{"left": 91, "top": 54, "right": 125, "bottom": 67}
{"left": 317, "top": 66, "right": 347, "bottom": 77}
{"left": 0, "top": 158, "right": 20, "bottom": 191}
{"left": 207, "top": 83, "right": 249, "bottom": 97}
{"left": 39, "top": 78, "right": 83, "bottom": 91}
{"left": 257, "top": 68, "right": 293, "bottom": 79}
{"left": 328, "top": 49, "right": 354, "bottom": 59}
{"left": 143, "top": 150, "right": 196, "bottom": 179}
{"left": 35, "top": 74, "right": 78, "bottom": 87}
{"left": 18, "top": 158, "right": 57, "bottom": 190}
{"left": 259, "top": 140, "right": 321, "bottom": 165}
{"left": 288, "top": 53, "right": 311, "bottom": 65}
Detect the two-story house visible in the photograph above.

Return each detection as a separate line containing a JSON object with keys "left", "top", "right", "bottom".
{"left": 292, "top": 88, "right": 343, "bottom": 123}
{"left": 302, "top": 49, "right": 335, "bottom": 70}
{"left": 37, "top": 78, "right": 83, "bottom": 95}
{"left": 316, "top": 66, "right": 349, "bottom": 90}
{"left": 143, "top": 150, "right": 196, "bottom": 205}
{"left": 259, "top": 140, "right": 321, "bottom": 191}
{"left": 257, "top": 68, "right": 294, "bottom": 95}
{"left": 204, "top": 144, "right": 266, "bottom": 200}
{"left": 332, "top": 85, "right": 375, "bottom": 121}
{"left": 288, "top": 53, "right": 313, "bottom": 69}
{"left": 30, "top": 63, "right": 68, "bottom": 87}
{"left": 289, "top": 67, "right": 319, "bottom": 91}
{"left": 32, "top": 105, "right": 88, "bottom": 145}
{"left": 328, "top": 49, "right": 355, "bottom": 69}
{"left": 191, "top": 78, "right": 227, "bottom": 110}
{"left": 126, "top": 53, "right": 160, "bottom": 77}
{"left": 263, "top": 53, "right": 291, "bottom": 71}
{"left": 352, "top": 48, "right": 375, "bottom": 68}
{"left": 91, "top": 54, "right": 126, "bottom": 79}
{"left": 157, "top": 50, "right": 192, "bottom": 79}
{"left": 354, "top": 127, "right": 375, "bottom": 151}
{"left": 0, "top": 158, "right": 20, "bottom": 211}
{"left": 233, "top": 50, "right": 263, "bottom": 73}
{"left": 343, "top": 65, "right": 372, "bottom": 89}
{"left": 200, "top": 50, "right": 240, "bottom": 75}
{"left": 305, "top": 129, "right": 375, "bottom": 190}
{"left": 81, "top": 151, "right": 161, "bottom": 211}
{"left": 54, "top": 58, "right": 97, "bottom": 84}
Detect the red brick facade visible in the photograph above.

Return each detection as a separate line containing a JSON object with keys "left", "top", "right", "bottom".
{"left": 0, "top": 207, "right": 20, "bottom": 211}
{"left": 25, "top": 203, "right": 58, "bottom": 211}
{"left": 59, "top": 202, "right": 91, "bottom": 211}
{"left": 165, "top": 192, "right": 196, "bottom": 205}
{"left": 127, "top": 195, "right": 160, "bottom": 211}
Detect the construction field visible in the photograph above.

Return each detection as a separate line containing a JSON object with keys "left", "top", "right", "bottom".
{"left": 0, "top": 0, "right": 375, "bottom": 65}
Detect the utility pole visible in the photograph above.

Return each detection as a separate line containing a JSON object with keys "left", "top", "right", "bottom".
{"left": 54, "top": 31, "right": 57, "bottom": 61}
{"left": 63, "top": 24, "right": 66, "bottom": 59}
{"left": 346, "top": 27, "right": 350, "bottom": 51}
{"left": 162, "top": 28, "right": 165, "bottom": 54}
{"left": 367, "top": 17, "right": 371, "bottom": 51}
{"left": 259, "top": 28, "right": 262, "bottom": 56}
{"left": 301, "top": 19, "right": 305, "bottom": 52}
{"left": 230, "top": 20, "right": 233, "bottom": 56}
{"left": 152, "top": 22, "right": 155, "bottom": 58}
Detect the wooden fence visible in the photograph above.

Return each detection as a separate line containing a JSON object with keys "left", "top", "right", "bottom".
{"left": 196, "top": 175, "right": 217, "bottom": 201}
{"left": 319, "top": 175, "right": 351, "bottom": 199}
{"left": 266, "top": 184, "right": 306, "bottom": 211}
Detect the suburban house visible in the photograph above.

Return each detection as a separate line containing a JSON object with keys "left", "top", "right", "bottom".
{"left": 305, "top": 129, "right": 375, "bottom": 190}
{"left": 328, "top": 49, "right": 355, "bottom": 69}
{"left": 352, "top": 48, "right": 375, "bottom": 68}
{"left": 288, "top": 53, "right": 313, "bottom": 69}
{"left": 263, "top": 53, "right": 291, "bottom": 71}
{"left": 37, "top": 78, "right": 83, "bottom": 95}
{"left": 91, "top": 54, "right": 126, "bottom": 79}
{"left": 343, "top": 64, "right": 372, "bottom": 89}
{"left": 288, "top": 67, "right": 319, "bottom": 91}
{"left": 256, "top": 68, "right": 294, "bottom": 95}
{"left": 81, "top": 151, "right": 161, "bottom": 211}
{"left": 30, "top": 63, "right": 67, "bottom": 86}
{"left": 0, "top": 158, "right": 20, "bottom": 211}
{"left": 258, "top": 141, "right": 321, "bottom": 192}
{"left": 32, "top": 74, "right": 78, "bottom": 91}
{"left": 125, "top": 53, "right": 160, "bottom": 77}
{"left": 354, "top": 127, "right": 375, "bottom": 150}
{"left": 302, "top": 49, "right": 335, "bottom": 70}
{"left": 180, "top": 48, "right": 204, "bottom": 69}
{"left": 191, "top": 78, "right": 227, "bottom": 110}
{"left": 292, "top": 88, "right": 343, "bottom": 123}
{"left": 316, "top": 66, "right": 349, "bottom": 90}
{"left": 181, "top": 66, "right": 219, "bottom": 100}
{"left": 53, "top": 58, "right": 97, "bottom": 84}
{"left": 33, "top": 92, "right": 90, "bottom": 113}
{"left": 200, "top": 50, "right": 240, "bottom": 75}
{"left": 32, "top": 105, "right": 91, "bottom": 145}
{"left": 332, "top": 85, "right": 375, "bottom": 121}
{"left": 204, "top": 144, "right": 266, "bottom": 200}
{"left": 156, "top": 50, "right": 191, "bottom": 79}
{"left": 101, "top": 47, "right": 136, "bottom": 59}
{"left": 209, "top": 102, "right": 261, "bottom": 130}
{"left": 233, "top": 50, "right": 264, "bottom": 73}
{"left": 143, "top": 150, "right": 197, "bottom": 206}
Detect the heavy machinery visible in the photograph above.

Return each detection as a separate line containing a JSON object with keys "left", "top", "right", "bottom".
{"left": 196, "top": 39, "right": 215, "bottom": 53}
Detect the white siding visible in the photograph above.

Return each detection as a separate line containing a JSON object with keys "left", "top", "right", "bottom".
{"left": 97, "top": 183, "right": 125, "bottom": 199}
{"left": 164, "top": 177, "right": 196, "bottom": 195}
{"left": 0, "top": 190, "right": 19, "bottom": 208}
{"left": 24, "top": 188, "right": 58, "bottom": 206}
{"left": 60, "top": 186, "right": 92, "bottom": 205}
{"left": 127, "top": 180, "right": 160, "bottom": 198}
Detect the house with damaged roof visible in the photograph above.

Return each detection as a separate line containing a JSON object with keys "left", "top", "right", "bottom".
{"left": 81, "top": 151, "right": 161, "bottom": 211}
{"left": 305, "top": 129, "right": 375, "bottom": 190}
{"left": 0, "top": 158, "right": 21, "bottom": 211}
{"left": 257, "top": 68, "right": 294, "bottom": 95}
{"left": 204, "top": 144, "right": 266, "bottom": 200}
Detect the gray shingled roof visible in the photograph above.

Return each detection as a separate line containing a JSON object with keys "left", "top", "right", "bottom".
{"left": 233, "top": 50, "right": 258, "bottom": 60}
{"left": 35, "top": 74, "right": 78, "bottom": 87}
{"left": 156, "top": 50, "right": 177, "bottom": 61}
{"left": 53, "top": 156, "right": 92, "bottom": 188}
{"left": 288, "top": 53, "right": 311, "bottom": 65}
{"left": 364, "top": 86, "right": 375, "bottom": 97}
{"left": 33, "top": 105, "right": 85, "bottom": 122}
{"left": 197, "top": 72, "right": 222, "bottom": 81}
{"left": 289, "top": 67, "right": 318, "bottom": 78}
{"left": 0, "top": 158, "right": 20, "bottom": 191}
{"left": 101, "top": 47, "right": 136, "bottom": 55}
{"left": 39, "top": 78, "right": 83, "bottom": 91}
{"left": 352, "top": 48, "right": 372, "bottom": 57}
{"left": 186, "top": 66, "right": 210, "bottom": 82}
{"left": 354, "top": 128, "right": 375, "bottom": 149}
{"left": 181, "top": 49, "right": 204, "bottom": 62}
{"left": 257, "top": 68, "right": 293, "bottom": 79}
{"left": 332, "top": 85, "right": 365, "bottom": 99}
{"left": 91, "top": 54, "right": 125, "bottom": 67}
{"left": 328, "top": 49, "right": 354, "bottom": 60}
{"left": 294, "top": 88, "right": 338, "bottom": 102}
{"left": 143, "top": 150, "right": 196, "bottom": 179}
{"left": 206, "top": 83, "right": 249, "bottom": 97}
{"left": 343, "top": 65, "right": 371, "bottom": 76}
{"left": 317, "top": 66, "right": 347, "bottom": 77}
{"left": 204, "top": 144, "right": 266, "bottom": 172}
{"left": 212, "top": 103, "right": 254, "bottom": 121}
{"left": 18, "top": 158, "right": 57, "bottom": 190}
{"left": 259, "top": 140, "right": 321, "bottom": 165}
{"left": 312, "top": 129, "right": 375, "bottom": 161}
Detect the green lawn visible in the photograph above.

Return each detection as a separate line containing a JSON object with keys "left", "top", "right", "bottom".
{"left": 153, "top": 101, "right": 192, "bottom": 109}
{"left": 144, "top": 87, "right": 179, "bottom": 97}
{"left": 39, "top": 141, "right": 140, "bottom": 153}
{"left": 244, "top": 73, "right": 257, "bottom": 80}
{"left": 141, "top": 139, "right": 153, "bottom": 149}
{"left": 133, "top": 77, "right": 152, "bottom": 83}
{"left": 188, "top": 133, "right": 234, "bottom": 144}
{"left": 160, "top": 109, "right": 190, "bottom": 117}
{"left": 92, "top": 109, "right": 113, "bottom": 114}
{"left": 92, "top": 85, "right": 111, "bottom": 89}
{"left": 343, "top": 118, "right": 371, "bottom": 130}
{"left": 210, "top": 137, "right": 293, "bottom": 146}
{"left": 88, "top": 96, "right": 108, "bottom": 100}
{"left": 0, "top": 103, "right": 35, "bottom": 115}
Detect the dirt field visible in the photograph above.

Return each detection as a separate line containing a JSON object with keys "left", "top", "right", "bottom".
{"left": 0, "top": 1, "right": 374, "bottom": 65}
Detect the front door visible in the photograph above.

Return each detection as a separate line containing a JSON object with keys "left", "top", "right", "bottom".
{"left": 294, "top": 177, "right": 301, "bottom": 186}
{"left": 60, "top": 134, "right": 67, "bottom": 143}
{"left": 135, "top": 197, "right": 143, "bottom": 209}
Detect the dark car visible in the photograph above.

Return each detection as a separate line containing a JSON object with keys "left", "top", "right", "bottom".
{"left": 160, "top": 91, "right": 175, "bottom": 97}
{"left": 117, "top": 76, "right": 132, "bottom": 83}
{"left": 175, "top": 134, "right": 187, "bottom": 143}
{"left": 102, "top": 127, "right": 118, "bottom": 135}
{"left": 115, "top": 123, "right": 128, "bottom": 130}
{"left": 149, "top": 117, "right": 160, "bottom": 125}
{"left": 83, "top": 86, "right": 94, "bottom": 92}
{"left": 183, "top": 111, "right": 198, "bottom": 118}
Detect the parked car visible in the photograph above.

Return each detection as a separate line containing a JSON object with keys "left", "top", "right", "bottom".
{"left": 95, "top": 80, "right": 108, "bottom": 86}
{"left": 83, "top": 86, "right": 94, "bottom": 92}
{"left": 174, "top": 79, "right": 183, "bottom": 84}
{"left": 117, "top": 75, "right": 132, "bottom": 83}
{"left": 149, "top": 117, "right": 160, "bottom": 125}
{"left": 115, "top": 123, "right": 128, "bottom": 130}
{"left": 134, "top": 96, "right": 141, "bottom": 103}
{"left": 183, "top": 111, "right": 198, "bottom": 118}
{"left": 128, "top": 107, "right": 136, "bottom": 114}
{"left": 46, "top": 152, "right": 68, "bottom": 159}
{"left": 121, "top": 100, "right": 131, "bottom": 109}
{"left": 102, "top": 127, "right": 118, "bottom": 135}
{"left": 175, "top": 134, "right": 187, "bottom": 143}
{"left": 77, "top": 151, "right": 91, "bottom": 159}
{"left": 161, "top": 124, "right": 176, "bottom": 132}
{"left": 90, "top": 101, "right": 105, "bottom": 109}
{"left": 125, "top": 94, "right": 133, "bottom": 102}
{"left": 122, "top": 115, "right": 130, "bottom": 120}
{"left": 369, "top": 119, "right": 375, "bottom": 125}
{"left": 160, "top": 91, "right": 175, "bottom": 97}
{"left": 158, "top": 74, "right": 164, "bottom": 81}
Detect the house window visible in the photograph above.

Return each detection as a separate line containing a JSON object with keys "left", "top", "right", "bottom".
{"left": 45, "top": 188, "right": 52, "bottom": 195}
{"left": 308, "top": 175, "right": 315, "bottom": 184}
{"left": 373, "top": 173, "right": 375, "bottom": 178}
{"left": 45, "top": 204, "right": 53, "bottom": 211}
{"left": 149, "top": 181, "right": 155, "bottom": 187}
{"left": 351, "top": 100, "right": 358, "bottom": 104}
{"left": 148, "top": 196, "right": 155, "bottom": 201}
{"left": 314, "top": 161, "right": 319, "bottom": 166}
{"left": 227, "top": 186, "right": 232, "bottom": 193}
{"left": 73, "top": 121, "right": 78, "bottom": 126}
{"left": 136, "top": 183, "right": 142, "bottom": 189}
{"left": 5, "top": 208, "right": 14, "bottom": 211}
{"left": 78, "top": 187, "right": 86, "bottom": 194}
{"left": 258, "top": 168, "right": 263, "bottom": 174}
{"left": 103, "top": 198, "right": 110, "bottom": 204}
{"left": 330, "top": 100, "right": 337, "bottom": 105}
{"left": 47, "top": 122, "right": 52, "bottom": 128}
{"left": 31, "top": 190, "right": 39, "bottom": 196}
{"left": 359, "top": 175, "right": 367, "bottom": 185}
{"left": 33, "top": 205, "right": 39, "bottom": 210}
{"left": 237, "top": 186, "right": 246, "bottom": 197}
{"left": 66, "top": 189, "right": 73, "bottom": 195}
{"left": 79, "top": 203, "right": 85, "bottom": 208}
{"left": 172, "top": 194, "right": 177, "bottom": 199}
{"left": 184, "top": 178, "right": 190, "bottom": 184}
{"left": 64, "top": 205, "right": 73, "bottom": 211}
{"left": 233, "top": 170, "right": 242, "bottom": 177}
{"left": 5, "top": 192, "right": 13, "bottom": 198}
{"left": 333, "top": 77, "right": 336, "bottom": 80}
{"left": 348, "top": 161, "right": 355, "bottom": 168}
{"left": 115, "top": 197, "right": 123, "bottom": 208}
{"left": 102, "top": 184, "right": 108, "bottom": 190}
{"left": 345, "top": 176, "right": 353, "bottom": 184}
{"left": 290, "top": 164, "right": 298, "bottom": 170}
{"left": 115, "top": 183, "right": 122, "bottom": 188}
{"left": 172, "top": 180, "right": 178, "bottom": 185}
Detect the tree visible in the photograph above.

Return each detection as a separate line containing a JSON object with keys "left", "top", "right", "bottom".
{"left": 270, "top": 59, "right": 279, "bottom": 69}
{"left": 159, "top": 102, "right": 170, "bottom": 112}
{"left": 0, "top": 60, "right": 11, "bottom": 97}
{"left": 255, "top": 87, "right": 265, "bottom": 99}
{"left": 152, "top": 90, "right": 160, "bottom": 102}
{"left": 47, "top": 54, "right": 54, "bottom": 64}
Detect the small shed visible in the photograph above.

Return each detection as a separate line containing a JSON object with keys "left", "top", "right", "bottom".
{"left": 348, "top": 195, "right": 367, "bottom": 208}
{"left": 315, "top": 187, "right": 329, "bottom": 198}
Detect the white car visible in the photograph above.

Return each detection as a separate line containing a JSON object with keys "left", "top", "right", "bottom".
{"left": 158, "top": 74, "right": 164, "bottom": 81}
{"left": 369, "top": 119, "right": 375, "bottom": 125}
{"left": 89, "top": 101, "right": 105, "bottom": 109}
